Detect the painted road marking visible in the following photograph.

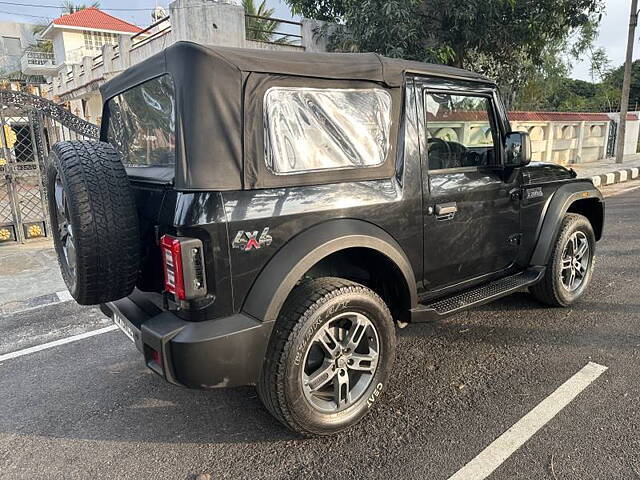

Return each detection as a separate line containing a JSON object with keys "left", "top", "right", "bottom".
{"left": 448, "top": 362, "right": 608, "bottom": 480}
{"left": 604, "top": 183, "right": 640, "bottom": 198}
{"left": 56, "top": 290, "right": 73, "bottom": 302}
{"left": 0, "top": 325, "right": 118, "bottom": 363}
{"left": 605, "top": 172, "right": 615, "bottom": 184}
{"left": 631, "top": 167, "right": 639, "bottom": 179}
{"left": 619, "top": 170, "right": 628, "bottom": 182}
{"left": 1, "top": 290, "right": 74, "bottom": 315}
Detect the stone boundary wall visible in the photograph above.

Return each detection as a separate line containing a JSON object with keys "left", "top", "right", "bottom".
{"left": 428, "top": 111, "right": 639, "bottom": 165}
{"left": 509, "top": 111, "right": 638, "bottom": 164}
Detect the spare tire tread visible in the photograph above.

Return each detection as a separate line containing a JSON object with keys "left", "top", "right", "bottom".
{"left": 48, "top": 140, "right": 139, "bottom": 305}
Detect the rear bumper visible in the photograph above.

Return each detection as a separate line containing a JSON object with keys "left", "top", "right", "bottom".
{"left": 100, "top": 296, "right": 274, "bottom": 389}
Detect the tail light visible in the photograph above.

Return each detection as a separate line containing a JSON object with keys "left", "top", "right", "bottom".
{"left": 160, "top": 235, "right": 207, "bottom": 300}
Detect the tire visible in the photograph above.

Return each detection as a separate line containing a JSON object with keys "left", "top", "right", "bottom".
{"left": 530, "top": 213, "right": 596, "bottom": 307}
{"left": 46, "top": 141, "right": 140, "bottom": 305}
{"left": 257, "top": 277, "right": 396, "bottom": 436}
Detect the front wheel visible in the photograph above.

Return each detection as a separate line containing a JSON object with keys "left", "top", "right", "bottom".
{"left": 530, "top": 213, "right": 596, "bottom": 307}
{"left": 257, "top": 278, "right": 396, "bottom": 436}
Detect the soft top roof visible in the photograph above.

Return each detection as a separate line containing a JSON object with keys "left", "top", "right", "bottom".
{"left": 99, "top": 42, "right": 493, "bottom": 191}
{"left": 101, "top": 41, "right": 493, "bottom": 100}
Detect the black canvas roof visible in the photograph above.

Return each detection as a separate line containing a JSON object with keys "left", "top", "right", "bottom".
{"left": 101, "top": 42, "right": 492, "bottom": 100}
{"left": 99, "top": 42, "right": 493, "bottom": 191}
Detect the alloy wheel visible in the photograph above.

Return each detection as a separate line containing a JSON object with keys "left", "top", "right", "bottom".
{"left": 302, "top": 312, "right": 380, "bottom": 413}
{"left": 560, "top": 231, "right": 590, "bottom": 292}
{"left": 54, "top": 173, "right": 76, "bottom": 278}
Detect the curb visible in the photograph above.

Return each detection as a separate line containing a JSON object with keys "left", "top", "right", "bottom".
{"left": 589, "top": 167, "right": 640, "bottom": 187}
{"left": 0, "top": 290, "right": 73, "bottom": 316}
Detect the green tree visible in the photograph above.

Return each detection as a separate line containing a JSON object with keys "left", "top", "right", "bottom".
{"left": 603, "top": 60, "right": 640, "bottom": 111}
{"left": 243, "top": 0, "right": 290, "bottom": 43}
{"left": 589, "top": 47, "right": 611, "bottom": 84}
{"left": 286, "top": 0, "right": 604, "bottom": 107}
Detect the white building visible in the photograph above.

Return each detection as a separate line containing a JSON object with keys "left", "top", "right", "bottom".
{"left": 33, "top": 8, "right": 142, "bottom": 74}
{"left": 0, "top": 21, "right": 37, "bottom": 74}
{"left": 20, "top": 8, "right": 144, "bottom": 122}
{"left": 22, "top": 7, "right": 143, "bottom": 84}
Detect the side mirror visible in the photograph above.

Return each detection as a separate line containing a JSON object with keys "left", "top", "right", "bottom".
{"left": 505, "top": 131, "right": 532, "bottom": 167}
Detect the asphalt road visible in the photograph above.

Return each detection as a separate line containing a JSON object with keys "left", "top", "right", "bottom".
{"left": 1, "top": 183, "right": 639, "bottom": 480}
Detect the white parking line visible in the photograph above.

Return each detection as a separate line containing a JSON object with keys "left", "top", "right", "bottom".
{"left": 448, "top": 362, "right": 608, "bottom": 480}
{"left": 604, "top": 183, "right": 640, "bottom": 198}
{"left": 56, "top": 290, "right": 73, "bottom": 302}
{"left": 0, "top": 325, "right": 118, "bottom": 363}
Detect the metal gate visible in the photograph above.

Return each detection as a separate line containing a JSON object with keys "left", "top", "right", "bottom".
{"left": 606, "top": 120, "right": 617, "bottom": 158}
{"left": 0, "top": 90, "right": 98, "bottom": 244}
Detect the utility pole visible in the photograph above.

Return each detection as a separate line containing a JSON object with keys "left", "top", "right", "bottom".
{"left": 615, "top": 0, "right": 639, "bottom": 163}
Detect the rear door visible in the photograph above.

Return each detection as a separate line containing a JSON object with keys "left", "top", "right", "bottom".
{"left": 417, "top": 78, "right": 522, "bottom": 292}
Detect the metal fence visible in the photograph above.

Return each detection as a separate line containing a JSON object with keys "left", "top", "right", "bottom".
{"left": 0, "top": 90, "right": 98, "bottom": 244}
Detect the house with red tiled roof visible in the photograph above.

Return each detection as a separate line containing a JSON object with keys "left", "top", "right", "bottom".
{"left": 38, "top": 8, "right": 143, "bottom": 71}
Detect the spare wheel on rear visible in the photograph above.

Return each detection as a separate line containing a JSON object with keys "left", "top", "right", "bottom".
{"left": 46, "top": 140, "right": 140, "bottom": 305}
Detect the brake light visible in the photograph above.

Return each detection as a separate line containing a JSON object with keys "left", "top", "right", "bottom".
{"left": 160, "top": 234, "right": 207, "bottom": 301}
{"left": 161, "top": 235, "right": 185, "bottom": 299}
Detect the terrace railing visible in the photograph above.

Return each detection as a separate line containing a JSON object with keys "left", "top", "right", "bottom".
{"left": 131, "top": 16, "right": 172, "bottom": 51}
{"left": 245, "top": 14, "right": 303, "bottom": 47}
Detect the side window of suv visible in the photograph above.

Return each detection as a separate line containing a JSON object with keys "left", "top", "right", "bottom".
{"left": 264, "top": 87, "right": 392, "bottom": 175}
{"left": 425, "top": 93, "right": 497, "bottom": 170}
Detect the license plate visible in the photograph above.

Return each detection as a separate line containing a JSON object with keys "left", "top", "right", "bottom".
{"left": 113, "top": 312, "right": 136, "bottom": 343}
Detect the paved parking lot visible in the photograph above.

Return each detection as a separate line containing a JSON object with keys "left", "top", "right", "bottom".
{"left": 1, "top": 183, "right": 639, "bottom": 480}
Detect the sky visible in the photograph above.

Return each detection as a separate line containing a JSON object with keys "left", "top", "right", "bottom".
{"left": 571, "top": 0, "right": 640, "bottom": 81}
{"left": 0, "top": 0, "right": 635, "bottom": 82}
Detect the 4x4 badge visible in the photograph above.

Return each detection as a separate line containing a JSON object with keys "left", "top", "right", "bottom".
{"left": 232, "top": 227, "right": 273, "bottom": 251}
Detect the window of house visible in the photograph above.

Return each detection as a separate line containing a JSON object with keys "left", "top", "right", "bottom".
{"left": 424, "top": 92, "right": 497, "bottom": 170}
{"left": 264, "top": 87, "right": 392, "bottom": 175}
{"left": 84, "top": 31, "right": 118, "bottom": 50}
{"left": 106, "top": 75, "right": 176, "bottom": 167}
{"left": 2, "top": 36, "right": 21, "bottom": 57}
{"left": 83, "top": 31, "right": 93, "bottom": 49}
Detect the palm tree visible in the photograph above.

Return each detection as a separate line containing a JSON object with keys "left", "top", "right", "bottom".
{"left": 61, "top": 1, "right": 100, "bottom": 15}
{"left": 243, "top": 0, "right": 290, "bottom": 44}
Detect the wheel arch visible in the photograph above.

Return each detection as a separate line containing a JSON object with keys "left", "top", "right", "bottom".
{"left": 566, "top": 198, "right": 604, "bottom": 240}
{"left": 530, "top": 181, "right": 603, "bottom": 266}
{"left": 241, "top": 219, "right": 418, "bottom": 324}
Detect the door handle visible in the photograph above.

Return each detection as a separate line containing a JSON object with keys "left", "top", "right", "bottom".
{"left": 435, "top": 202, "right": 457, "bottom": 215}
{"left": 435, "top": 202, "right": 457, "bottom": 220}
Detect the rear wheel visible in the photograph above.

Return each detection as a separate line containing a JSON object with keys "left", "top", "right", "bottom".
{"left": 530, "top": 213, "right": 595, "bottom": 307}
{"left": 257, "top": 278, "right": 396, "bottom": 436}
{"left": 47, "top": 141, "right": 140, "bottom": 305}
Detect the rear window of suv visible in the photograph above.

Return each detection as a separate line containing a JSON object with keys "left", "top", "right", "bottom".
{"left": 106, "top": 75, "right": 176, "bottom": 167}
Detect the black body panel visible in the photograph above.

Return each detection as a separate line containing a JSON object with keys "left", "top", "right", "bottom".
{"left": 422, "top": 168, "right": 521, "bottom": 290}
{"left": 101, "top": 298, "right": 273, "bottom": 388}
{"left": 241, "top": 218, "right": 419, "bottom": 324}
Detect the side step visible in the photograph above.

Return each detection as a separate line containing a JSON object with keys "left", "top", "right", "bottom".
{"left": 410, "top": 267, "right": 545, "bottom": 323}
